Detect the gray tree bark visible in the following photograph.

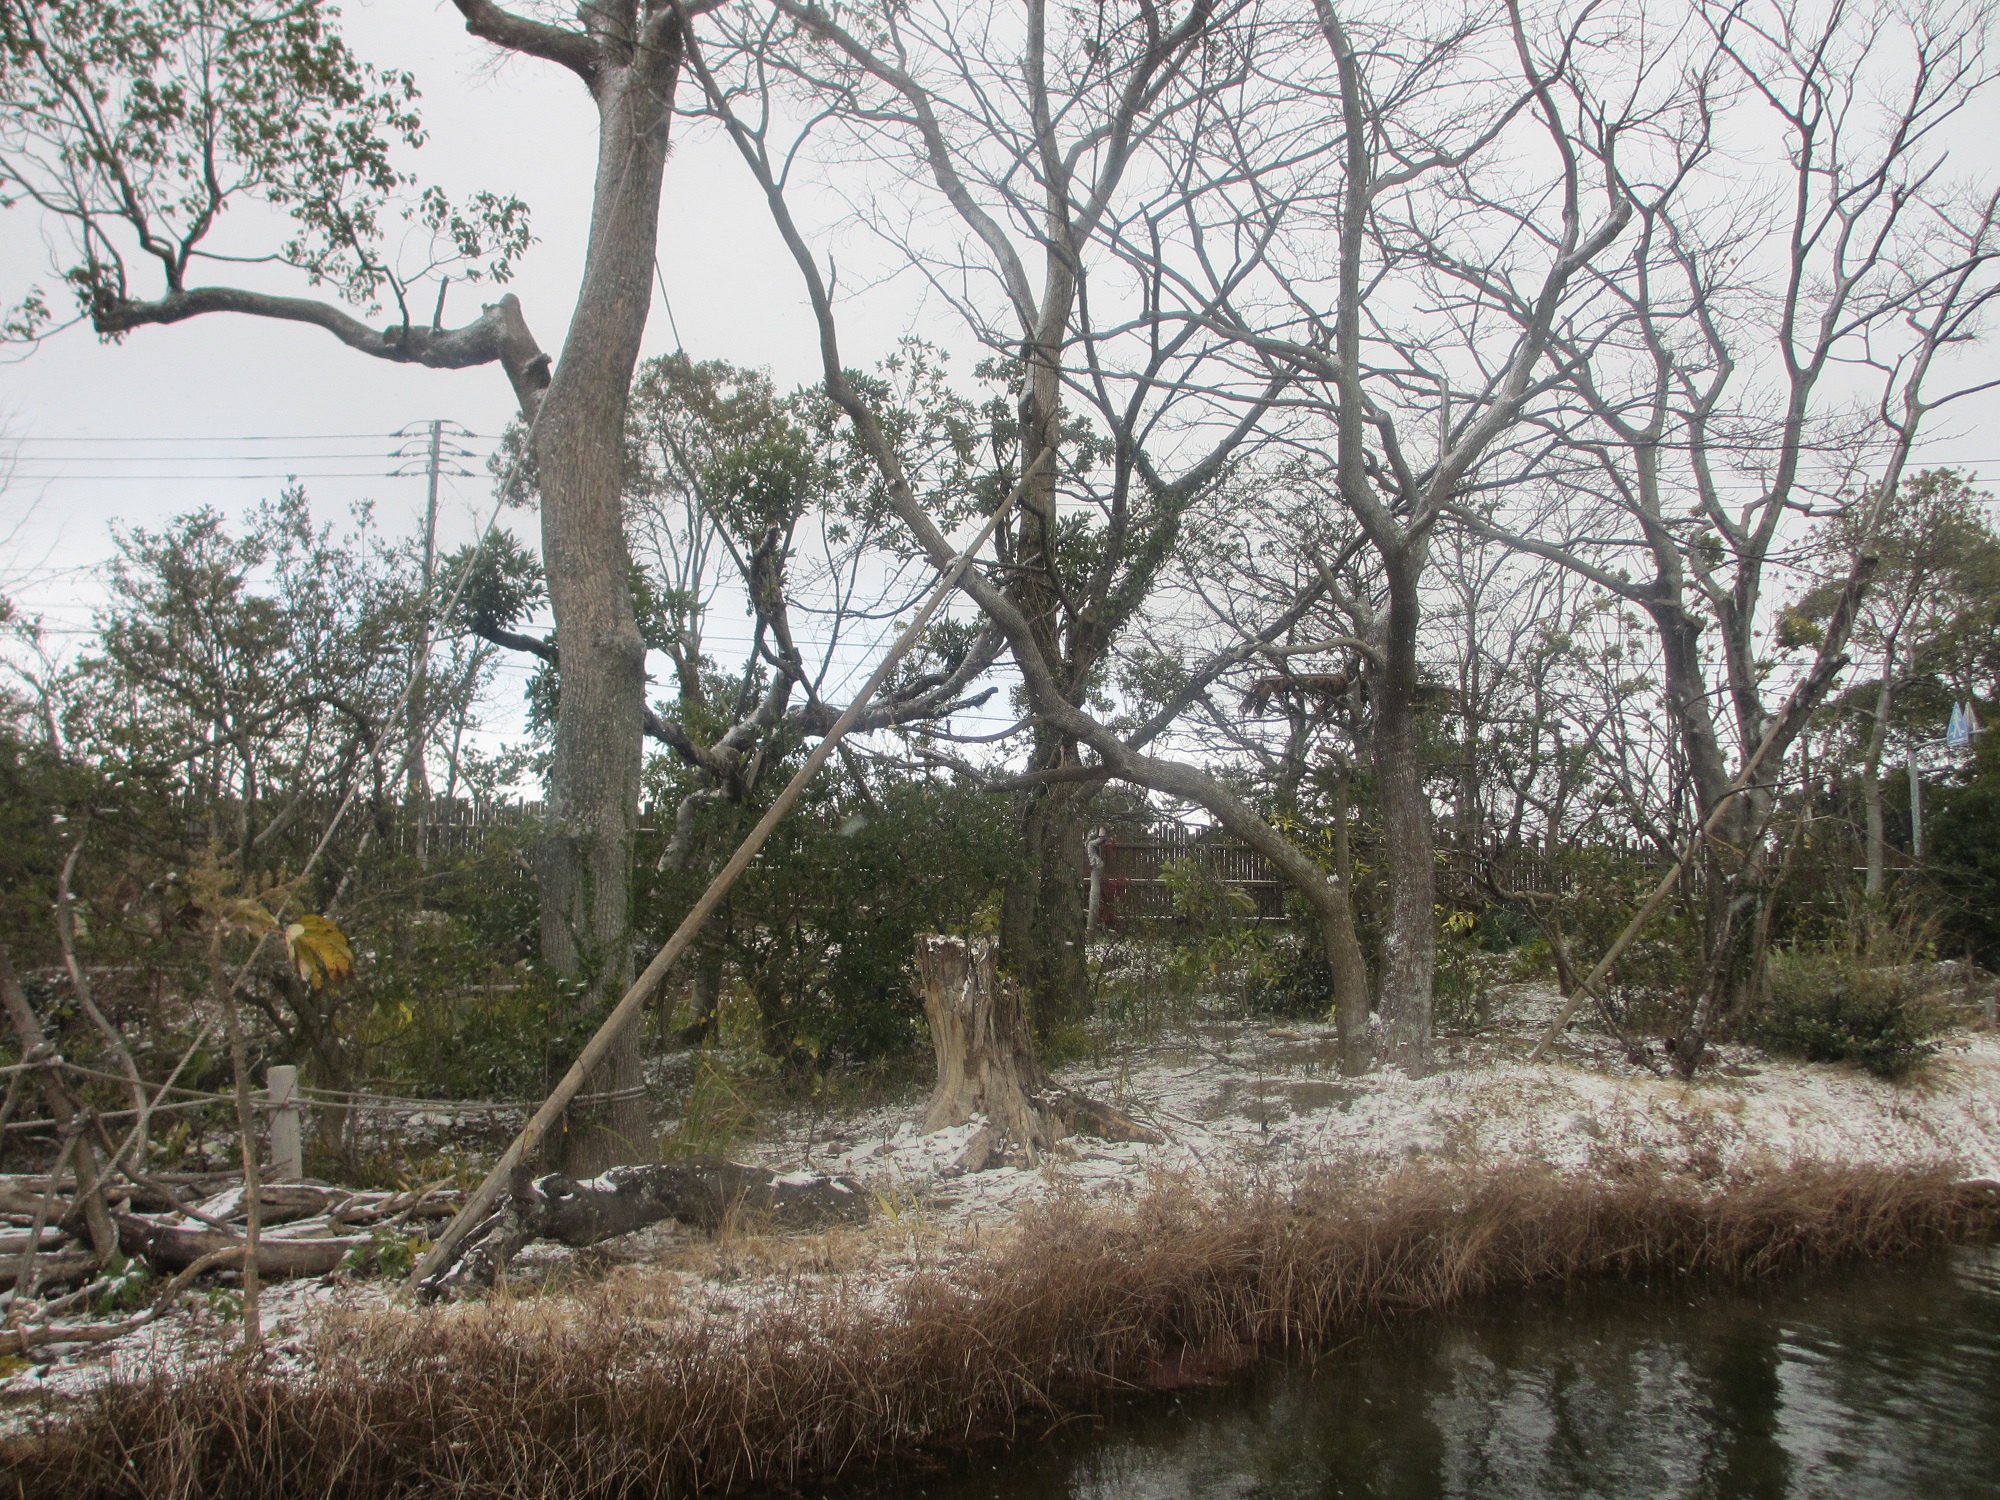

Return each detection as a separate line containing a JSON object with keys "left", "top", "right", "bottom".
{"left": 998, "top": 768, "right": 1094, "bottom": 1039}
{"left": 528, "top": 28, "right": 686, "bottom": 1172}
{"left": 1368, "top": 552, "right": 1436, "bottom": 1073}
{"left": 81, "top": 0, "right": 698, "bottom": 1173}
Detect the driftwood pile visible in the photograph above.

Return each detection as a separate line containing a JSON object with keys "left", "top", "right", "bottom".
{"left": 0, "top": 1173, "right": 463, "bottom": 1356}
{"left": 109, "top": 1178, "right": 463, "bottom": 1276}
{"left": 3, "top": 930, "right": 1150, "bottom": 1345}
{"left": 6, "top": 1156, "right": 875, "bottom": 1344}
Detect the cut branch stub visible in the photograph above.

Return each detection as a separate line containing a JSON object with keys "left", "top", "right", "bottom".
{"left": 916, "top": 934, "right": 1159, "bottom": 1173}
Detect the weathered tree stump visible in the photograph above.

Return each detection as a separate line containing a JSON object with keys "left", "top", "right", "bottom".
{"left": 917, "top": 934, "right": 1160, "bottom": 1172}
{"left": 419, "top": 1158, "right": 869, "bottom": 1300}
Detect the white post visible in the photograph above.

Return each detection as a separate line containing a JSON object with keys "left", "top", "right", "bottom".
{"left": 266, "top": 1065, "right": 302, "bottom": 1182}
{"left": 1085, "top": 828, "right": 1106, "bottom": 933}
{"left": 1908, "top": 750, "right": 1924, "bottom": 862}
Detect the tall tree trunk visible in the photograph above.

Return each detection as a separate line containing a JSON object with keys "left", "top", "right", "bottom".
{"left": 1370, "top": 553, "right": 1434, "bottom": 1073}
{"left": 1652, "top": 600, "right": 1740, "bottom": 838}
{"left": 993, "top": 202, "right": 1091, "bottom": 1033}
{"left": 1327, "top": 760, "right": 1372, "bottom": 1073}
{"left": 999, "top": 746, "right": 1093, "bottom": 1039}
{"left": 1863, "top": 653, "right": 1898, "bottom": 897}
{"left": 535, "top": 46, "right": 683, "bottom": 1173}
{"left": 1652, "top": 590, "right": 1766, "bottom": 1055}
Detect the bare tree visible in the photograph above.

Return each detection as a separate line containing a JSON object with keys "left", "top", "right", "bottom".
{"left": 1459, "top": 0, "right": 2000, "bottom": 1067}
{"left": 685, "top": 0, "right": 1382, "bottom": 1051}
{"left": 684, "top": 0, "right": 1385, "bottom": 1036}
{"left": 1156, "top": 0, "right": 1633, "bottom": 1069}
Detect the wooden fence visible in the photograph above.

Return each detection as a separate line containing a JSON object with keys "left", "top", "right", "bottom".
{"left": 1090, "top": 822, "right": 1686, "bottom": 929}
{"left": 1093, "top": 824, "right": 1287, "bottom": 925}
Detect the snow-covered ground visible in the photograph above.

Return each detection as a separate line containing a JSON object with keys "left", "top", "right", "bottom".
{"left": 745, "top": 981, "right": 2000, "bottom": 1230}
{"left": 7, "top": 981, "right": 1996, "bottom": 1418}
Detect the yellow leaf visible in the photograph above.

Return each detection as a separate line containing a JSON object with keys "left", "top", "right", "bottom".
{"left": 220, "top": 897, "right": 278, "bottom": 934}
{"left": 285, "top": 915, "right": 354, "bottom": 989}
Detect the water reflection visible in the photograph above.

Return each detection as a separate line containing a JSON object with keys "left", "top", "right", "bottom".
{"left": 895, "top": 1248, "right": 2000, "bottom": 1499}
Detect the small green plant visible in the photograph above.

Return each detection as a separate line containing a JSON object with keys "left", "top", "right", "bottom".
{"left": 1159, "top": 856, "right": 1263, "bottom": 1007}
{"left": 1433, "top": 916, "right": 1507, "bottom": 1036}
{"left": 92, "top": 1253, "right": 151, "bottom": 1314}
{"left": 657, "top": 1051, "right": 769, "bottom": 1160}
{"left": 1748, "top": 916, "right": 1949, "bottom": 1077}
{"left": 339, "top": 1228, "right": 426, "bottom": 1279}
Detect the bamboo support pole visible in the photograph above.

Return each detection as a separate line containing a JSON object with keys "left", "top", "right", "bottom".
{"left": 410, "top": 489, "right": 1022, "bottom": 1294}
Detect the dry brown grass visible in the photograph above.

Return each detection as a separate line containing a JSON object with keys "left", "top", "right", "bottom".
{"left": 6, "top": 1161, "right": 1996, "bottom": 1500}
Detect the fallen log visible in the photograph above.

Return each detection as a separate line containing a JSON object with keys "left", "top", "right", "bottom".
{"left": 184, "top": 1183, "right": 341, "bottom": 1228}
{"left": 245, "top": 1184, "right": 338, "bottom": 1226}
{"left": 0, "top": 1250, "right": 94, "bottom": 1291}
{"left": 0, "top": 1228, "right": 70, "bottom": 1256}
{"left": 423, "top": 1158, "right": 870, "bottom": 1299}
{"left": 331, "top": 1183, "right": 461, "bottom": 1226}
{"left": 113, "top": 1212, "right": 370, "bottom": 1278}
{"left": 0, "top": 1184, "right": 71, "bottom": 1219}
{"left": 0, "top": 1242, "right": 258, "bottom": 1356}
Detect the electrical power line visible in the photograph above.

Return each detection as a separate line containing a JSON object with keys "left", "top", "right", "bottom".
{"left": 6, "top": 471, "right": 420, "bottom": 481}
{"left": 13, "top": 430, "right": 498, "bottom": 444}
{"left": 12, "top": 452, "right": 421, "bottom": 464}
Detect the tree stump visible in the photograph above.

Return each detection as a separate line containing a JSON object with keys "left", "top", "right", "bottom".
{"left": 916, "top": 934, "right": 1160, "bottom": 1172}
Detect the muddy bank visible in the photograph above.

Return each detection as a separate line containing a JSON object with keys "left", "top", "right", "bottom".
{"left": 5, "top": 1160, "right": 1998, "bottom": 1500}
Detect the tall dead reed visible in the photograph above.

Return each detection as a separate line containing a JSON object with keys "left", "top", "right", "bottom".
{"left": 7, "top": 1161, "right": 1996, "bottom": 1499}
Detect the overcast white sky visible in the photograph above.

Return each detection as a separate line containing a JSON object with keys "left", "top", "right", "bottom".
{"left": 0, "top": 0, "right": 1011, "bottom": 748}
{"left": 5, "top": 0, "right": 2000, "bottom": 764}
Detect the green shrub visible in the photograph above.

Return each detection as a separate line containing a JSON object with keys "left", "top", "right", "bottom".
{"left": 640, "top": 763, "right": 1014, "bottom": 1070}
{"left": 1433, "top": 919, "right": 1506, "bottom": 1035}
{"left": 1749, "top": 945, "right": 1948, "bottom": 1077}
{"left": 1930, "top": 732, "right": 2000, "bottom": 969}
{"left": 1242, "top": 938, "right": 1332, "bottom": 1021}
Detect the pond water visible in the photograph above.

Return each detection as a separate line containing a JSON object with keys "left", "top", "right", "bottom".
{"left": 885, "top": 1246, "right": 2000, "bottom": 1500}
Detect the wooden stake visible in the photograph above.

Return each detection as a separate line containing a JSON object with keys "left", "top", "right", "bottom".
{"left": 266, "top": 1066, "right": 302, "bottom": 1182}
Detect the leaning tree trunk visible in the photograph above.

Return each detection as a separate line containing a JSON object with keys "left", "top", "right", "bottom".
{"left": 533, "top": 41, "right": 684, "bottom": 1174}
{"left": 918, "top": 935, "right": 1157, "bottom": 1174}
